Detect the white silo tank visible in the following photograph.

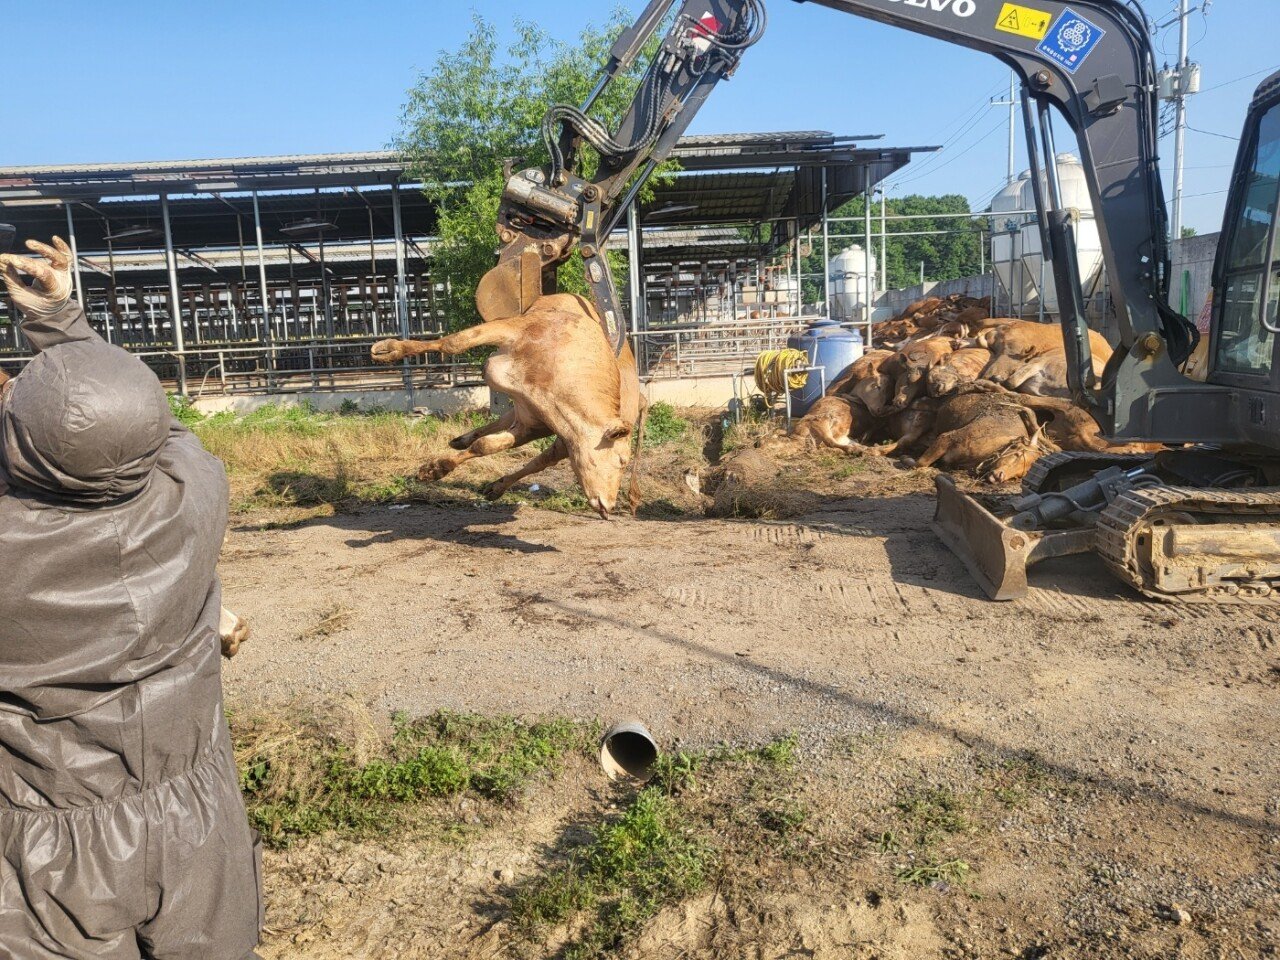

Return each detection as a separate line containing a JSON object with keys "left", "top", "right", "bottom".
{"left": 772, "top": 275, "right": 800, "bottom": 316}
{"left": 989, "top": 172, "right": 1033, "bottom": 315}
{"left": 829, "top": 245, "right": 877, "bottom": 321}
{"left": 1018, "top": 153, "right": 1105, "bottom": 314}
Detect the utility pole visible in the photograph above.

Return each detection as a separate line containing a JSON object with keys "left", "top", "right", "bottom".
{"left": 1172, "top": 0, "right": 1190, "bottom": 238}
{"left": 991, "top": 71, "right": 1018, "bottom": 185}
{"left": 1162, "top": 0, "right": 1203, "bottom": 238}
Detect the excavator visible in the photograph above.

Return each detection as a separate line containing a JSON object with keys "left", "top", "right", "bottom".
{"left": 477, "top": 0, "right": 1280, "bottom": 604}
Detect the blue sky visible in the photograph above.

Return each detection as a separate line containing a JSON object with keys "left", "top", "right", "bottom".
{"left": 2, "top": 1, "right": 1274, "bottom": 233}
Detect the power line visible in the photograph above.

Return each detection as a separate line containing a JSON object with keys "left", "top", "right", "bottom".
{"left": 1199, "top": 63, "right": 1280, "bottom": 94}
{"left": 887, "top": 111, "right": 1008, "bottom": 192}
{"left": 1186, "top": 123, "right": 1240, "bottom": 142}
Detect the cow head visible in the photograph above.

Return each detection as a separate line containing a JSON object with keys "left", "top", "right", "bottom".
{"left": 572, "top": 418, "right": 633, "bottom": 519}
{"left": 979, "top": 427, "right": 1054, "bottom": 485}
{"left": 852, "top": 372, "right": 894, "bottom": 416}
{"left": 926, "top": 364, "right": 962, "bottom": 398}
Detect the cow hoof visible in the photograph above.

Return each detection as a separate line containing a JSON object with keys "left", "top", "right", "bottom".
{"left": 371, "top": 338, "right": 403, "bottom": 363}
{"left": 448, "top": 435, "right": 471, "bottom": 451}
{"left": 416, "top": 460, "right": 451, "bottom": 482}
{"left": 482, "top": 481, "right": 508, "bottom": 502}
{"left": 220, "top": 614, "right": 249, "bottom": 659}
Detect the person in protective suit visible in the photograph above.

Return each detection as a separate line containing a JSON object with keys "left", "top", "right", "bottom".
{"left": 0, "top": 238, "right": 262, "bottom": 959}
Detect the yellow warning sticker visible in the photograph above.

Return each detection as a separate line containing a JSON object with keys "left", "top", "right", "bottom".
{"left": 995, "top": 2, "right": 1053, "bottom": 41}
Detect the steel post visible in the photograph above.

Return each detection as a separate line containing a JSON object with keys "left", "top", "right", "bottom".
{"left": 392, "top": 183, "right": 415, "bottom": 408}
{"left": 821, "top": 166, "right": 831, "bottom": 317}
{"left": 160, "top": 193, "right": 188, "bottom": 395}
{"left": 627, "top": 203, "right": 646, "bottom": 372}
{"left": 863, "top": 181, "right": 874, "bottom": 341}
{"left": 251, "top": 191, "right": 276, "bottom": 388}
{"left": 64, "top": 204, "right": 86, "bottom": 318}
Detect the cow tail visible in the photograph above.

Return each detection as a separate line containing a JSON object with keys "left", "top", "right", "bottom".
{"left": 627, "top": 399, "right": 650, "bottom": 518}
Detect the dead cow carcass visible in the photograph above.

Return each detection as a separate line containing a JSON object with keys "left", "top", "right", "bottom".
{"left": 371, "top": 293, "right": 642, "bottom": 518}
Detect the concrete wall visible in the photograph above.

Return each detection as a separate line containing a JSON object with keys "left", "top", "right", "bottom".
{"left": 191, "top": 378, "right": 742, "bottom": 417}
{"left": 874, "top": 274, "right": 997, "bottom": 320}
{"left": 193, "top": 385, "right": 489, "bottom": 417}
{"left": 1170, "top": 232, "right": 1220, "bottom": 322}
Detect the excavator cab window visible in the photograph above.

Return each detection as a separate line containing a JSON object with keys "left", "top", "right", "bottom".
{"left": 1215, "top": 102, "right": 1280, "bottom": 378}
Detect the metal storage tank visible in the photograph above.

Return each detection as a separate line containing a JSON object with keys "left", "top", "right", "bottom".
{"left": 829, "top": 245, "right": 876, "bottom": 321}
{"left": 989, "top": 172, "right": 1033, "bottom": 316}
{"left": 1017, "top": 153, "right": 1105, "bottom": 314}
{"left": 786, "top": 319, "right": 864, "bottom": 415}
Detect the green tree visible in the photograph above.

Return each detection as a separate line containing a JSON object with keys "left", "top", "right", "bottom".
{"left": 801, "top": 194, "right": 984, "bottom": 300}
{"left": 394, "top": 12, "right": 664, "bottom": 330}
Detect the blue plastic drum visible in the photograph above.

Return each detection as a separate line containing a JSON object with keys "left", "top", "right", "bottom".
{"left": 786, "top": 320, "right": 864, "bottom": 415}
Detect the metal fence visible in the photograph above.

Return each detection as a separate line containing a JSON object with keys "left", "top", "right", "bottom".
{"left": 0, "top": 316, "right": 811, "bottom": 399}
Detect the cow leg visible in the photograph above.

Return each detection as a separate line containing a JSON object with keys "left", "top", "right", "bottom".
{"left": 484, "top": 438, "right": 569, "bottom": 500}
{"left": 911, "top": 431, "right": 962, "bottom": 470}
{"left": 449, "top": 416, "right": 513, "bottom": 451}
{"left": 417, "top": 418, "right": 544, "bottom": 482}
{"left": 371, "top": 319, "right": 522, "bottom": 363}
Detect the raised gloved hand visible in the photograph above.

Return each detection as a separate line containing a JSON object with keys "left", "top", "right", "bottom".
{"left": 0, "top": 237, "right": 74, "bottom": 320}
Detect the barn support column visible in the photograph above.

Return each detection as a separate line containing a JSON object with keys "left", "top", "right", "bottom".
{"left": 392, "top": 182, "right": 415, "bottom": 409}
{"left": 864, "top": 180, "right": 874, "bottom": 342}
{"left": 63, "top": 204, "right": 90, "bottom": 336}
{"left": 627, "top": 203, "right": 645, "bottom": 371}
{"left": 252, "top": 191, "right": 276, "bottom": 389}
{"left": 160, "top": 193, "right": 188, "bottom": 395}
{"left": 821, "top": 166, "right": 831, "bottom": 319}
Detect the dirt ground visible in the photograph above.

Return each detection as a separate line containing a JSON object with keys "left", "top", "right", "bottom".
{"left": 218, "top": 442, "right": 1280, "bottom": 959}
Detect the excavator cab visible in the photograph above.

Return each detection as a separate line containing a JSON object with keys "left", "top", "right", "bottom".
{"left": 1208, "top": 75, "right": 1280, "bottom": 393}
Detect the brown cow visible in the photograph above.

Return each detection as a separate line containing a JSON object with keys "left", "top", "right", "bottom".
{"left": 788, "top": 395, "right": 877, "bottom": 453}
{"left": 927, "top": 346, "right": 994, "bottom": 397}
{"left": 908, "top": 392, "right": 1048, "bottom": 481}
{"left": 1004, "top": 391, "right": 1164, "bottom": 455}
{"left": 864, "top": 400, "right": 938, "bottom": 458}
{"left": 890, "top": 337, "right": 957, "bottom": 410}
{"left": 371, "top": 293, "right": 642, "bottom": 519}
{"left": 978, "top": 320, "right": 1111, "bottom": 372}
{"left": 831, "top": 348, "right": 899, "bottom": 416}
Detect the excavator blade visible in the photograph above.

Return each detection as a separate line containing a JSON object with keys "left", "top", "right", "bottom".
{"left": 931, "top": 475, "right": 1094, "bottom": 601}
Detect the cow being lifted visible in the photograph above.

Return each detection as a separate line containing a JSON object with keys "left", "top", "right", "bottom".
{"left": 371, "top": 293, "right": 643, "bottom": 519}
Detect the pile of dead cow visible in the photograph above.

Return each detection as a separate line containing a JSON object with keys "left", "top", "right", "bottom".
{"left": 788, "top": 295, "right": 1159, "bottom": 483}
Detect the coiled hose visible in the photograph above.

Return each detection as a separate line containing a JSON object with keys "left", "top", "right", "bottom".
{"left": 754, "top": 348, "right": 809, "bottom": 403}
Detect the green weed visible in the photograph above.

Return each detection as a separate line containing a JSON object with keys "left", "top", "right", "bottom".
{"left": 512, "top": 788, "right": 712, "bottom": 958}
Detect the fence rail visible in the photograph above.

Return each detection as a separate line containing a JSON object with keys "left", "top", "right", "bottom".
{"left": 0, "top": 317, "right": 816, "bottom": 397}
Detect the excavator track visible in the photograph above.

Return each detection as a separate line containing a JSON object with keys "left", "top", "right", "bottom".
{"left": 1096, "top": 486, "right": 1280, "bottom": 603}
{"left": 1021, "top": 451, "right": 1153, "bottom": 497}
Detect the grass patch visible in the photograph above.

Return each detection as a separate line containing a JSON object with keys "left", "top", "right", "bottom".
{"left": 233, "top": 704, "right": 594, "bottom": 848}
{"left": 512, "top": 733, "right": 803, "bottom": 957}
{"left": 512, "top": 788, "right": 713, "bottom": 959}
{"left": 895, "top": 857, "right": 971, "bottom": 887}
{"left": 641, "top": 402, "right": 692, "bottom": 448}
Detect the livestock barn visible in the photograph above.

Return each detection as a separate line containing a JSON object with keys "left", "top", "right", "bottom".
{"left": 0, "top": 132, "right": 929, "bottom": 412}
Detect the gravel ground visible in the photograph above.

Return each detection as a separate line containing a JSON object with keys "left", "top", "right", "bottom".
{"left": 219, "top": 481, "right": 1280, "bottom": 958}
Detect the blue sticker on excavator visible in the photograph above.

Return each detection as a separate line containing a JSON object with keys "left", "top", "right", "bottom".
{"left": 1036, "top": 7, "right": 1106, "bottom": 75}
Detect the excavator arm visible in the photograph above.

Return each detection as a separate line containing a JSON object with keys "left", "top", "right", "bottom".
{"left": 475, "top": 0, "right": 766, "bottom": 351}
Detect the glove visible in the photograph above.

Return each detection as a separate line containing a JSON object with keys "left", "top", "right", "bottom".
{"left": 0, "top": 237, "right": 74, "bottom": 320}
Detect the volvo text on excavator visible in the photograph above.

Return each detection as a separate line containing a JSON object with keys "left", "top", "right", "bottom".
{"left": 477, "top": 0, "right": 1280, "bottom": 604}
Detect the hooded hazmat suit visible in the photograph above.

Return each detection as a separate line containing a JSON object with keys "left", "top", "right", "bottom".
{"left": 0, "top": 289, "right": 261, "bottom": 958}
